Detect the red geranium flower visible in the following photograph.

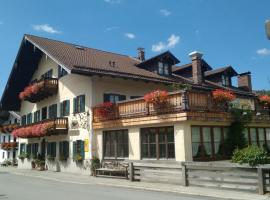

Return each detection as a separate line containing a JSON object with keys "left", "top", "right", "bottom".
{"left": 144, "top": 90, "right": 168, "bottom": 104}
{"left": 212, "top": 89, "right": 236, "bottom": 103}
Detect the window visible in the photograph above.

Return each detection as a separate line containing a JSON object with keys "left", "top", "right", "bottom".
{"left": 245, "top": 127, "right": 270, "bottom": 151}
{"left": 2, "top": 152, "right": 4, "bottom": 159}
{"left": 7, "top": 152, "right": 10, "bottom": 159}
{"left": 221, "top": 75, "right": 230, "bottom": 86}
{"left": 26, "top": 143, "right": 38, "bottom": 158}
{"left": 21, "top": 115, "right": 26, "bottom": 125}
{"left": 48, "top": 104, "right": 58, "bottom": 119}
{"left": 103, "top": 130, "right": 129, "bottom": 159}
{"left": 14, "top": 118, "right": 17, "bottom": 124}
{"left": 58, "top": 66, "right": 68, "bottom": 78}
{"left": 191, "top": 126, "right": 228, "bottom": 161}
{"left": 104, "top": 93, "right": 126, "bottom": 103}
{"left": 42, "top": 107, "right": 47, "bottom": 120}
{"left": 3, "top": 136, "right": 5, "bottom": 143}
{"left": 73, "top": 95, "right": 85, "bottom": 113}
{"left": 47, "top": 142, "right": 56, "bottom": 158}
{"left": 141, "top": 127, "right": 174, "bottom": 159}
{"left": 157, "top": 62, "right": 170, "bottom": 76}
{"left": 130, "top": 96, "right": 142, "bottom": 99}
{"left": 34, "top": 110, "right": 41, "bottom": 123}
{"left": 8, "top": 135, "right": 11, "bottom": 142}
{"left": 26, "top": 113, "right": 32, "bottom": 124}
{"left": 73, "top": 140, "right": 85, "bottom": 160}
{"left": 60, "top": 100, "right": 70, "bottom": 117}
{"left": 31, "top": 143, "right": 39, "bottom": 158}
{"left": 41, "top": 69, "right": 53, "bottom": 79}
{"left": 59, "top": 141, "right": 69, "bottom": 159}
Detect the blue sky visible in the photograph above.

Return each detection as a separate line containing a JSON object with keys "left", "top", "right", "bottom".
{"left": 0, "top": 0, "right": 270, "bottom": 96}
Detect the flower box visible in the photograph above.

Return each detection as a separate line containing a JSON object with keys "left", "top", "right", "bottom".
{"left": 212, "top": 89, "right": 236, "bottom": 103}
{"left": 144, "top": 90, "right": 168, "bottom": 105}
{"left": 95, "top": 102, "right": 115, "bottom": 119}
{"left": 259, "top": 95, "right": 270, "bottom": 108}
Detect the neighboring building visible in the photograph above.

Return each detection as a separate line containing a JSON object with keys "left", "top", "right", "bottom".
{"left": 0, "top": 111, "right": 20, "bottom": 164}
{"left": 0, "top": 34, "right": 269, "bottom": 173}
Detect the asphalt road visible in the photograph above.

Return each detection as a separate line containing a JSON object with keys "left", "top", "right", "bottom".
{"left": 0, "top": 171, "right": 218, "bottom": 200}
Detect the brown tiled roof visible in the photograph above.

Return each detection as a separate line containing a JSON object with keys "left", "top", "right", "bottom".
{"left": 204, "top": 66, "right": 238, "bottom": 77}
{"left": 25, "top": 35, "right": 174, "bottom": 83}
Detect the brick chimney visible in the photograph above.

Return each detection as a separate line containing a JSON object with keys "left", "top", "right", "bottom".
{"left": 238, "top": 72, "right": 252, "bottom": 92}
{"left": 189, "top": 51, "right": 204, "bottom": 84}
{"left": 137, "top": 47, "right": 145, "bottom": 61}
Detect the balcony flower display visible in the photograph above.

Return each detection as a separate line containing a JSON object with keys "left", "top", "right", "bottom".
{"left": 19, "top": 83, "right": 41, "bottom": 100}
{"left": 144, "top": 90, "right": 168, "bottom": 105}
{"left": 1, "top": 142, "right": 17, "bottom": 150}
{"left": 12, "top": 122, "right": 54, "bottom": 138}
{"left": 212, "top": 89, "right": 236, "bottom": 103}
{"left": 259, "top": 95, "right": 270, "bottom": 108}
{"left": 95, "top": 102, "right": 115, "bottom": 118}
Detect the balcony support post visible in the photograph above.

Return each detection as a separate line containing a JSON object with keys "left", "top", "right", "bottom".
{"left": 181, "top": 90, "right": 189, "bottom": 111}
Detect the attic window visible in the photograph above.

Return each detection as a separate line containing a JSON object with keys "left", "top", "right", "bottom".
{"left": 158, "top": 62, "right": 169, "bottom": 76}
{"left": 222, "top": 75, "right": 230, "bottom": 86}
{"left": 75, "top": 45, "right": 85, "bottom": 50}
{"left": 109, "top": 61, "right": 116, "bottom": 67}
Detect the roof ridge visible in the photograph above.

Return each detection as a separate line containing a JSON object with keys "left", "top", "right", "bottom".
{"left": 24, "top": 34, "right": 136, "bottom": 59}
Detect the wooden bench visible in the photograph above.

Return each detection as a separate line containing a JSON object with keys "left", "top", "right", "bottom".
{"left": 95, "top": 161, "right": 129, "bottom": 179}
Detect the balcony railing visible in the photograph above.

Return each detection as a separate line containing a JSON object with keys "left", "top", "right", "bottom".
{"left": 92, "top": 91, "right": 270, "bottom": 123}
{"left": 1, "top": 142, "right": 18, "bottom": 150}
{"left": 20, "top": 78, "right": 58, "bottom": 103}
{"left": 13, "top": 118, "right": 68, "bottom": 138}
{"left": 0, "top": 124, "right": 20, "bottom": 133}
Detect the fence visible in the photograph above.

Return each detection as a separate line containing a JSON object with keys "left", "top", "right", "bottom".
{"left": 128, "top": 161, "right": 270, "bottom": 195}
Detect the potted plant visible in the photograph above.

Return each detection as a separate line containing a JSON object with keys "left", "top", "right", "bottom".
{"left": 59, "top": 154, "right": 68, "bottom": 161}
{"left": 259, "top": 95, "right": 270, "bottom": 109}
{"left": 74, "top": 154, "right": 83, "bottom": 162}
{"left": 18, "top": 153, "right": 28, "bottom": 160}
{"left": 95, "top": 102, "right": 115, "bottom": 119}
{"left": 91, "top": 156, "right": 100, "bottom": 176}
{"left": 144, "top": 90, "right": 169, "bottom": 112}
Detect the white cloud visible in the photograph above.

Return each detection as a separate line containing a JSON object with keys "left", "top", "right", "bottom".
{"left": 104, "top": 0, "right": 121, "bottom": 4}
{"left": 125, "top": 33, "right": 135, "bottom": 39}
{"left": 256, "top": 48, "right": 270, "bottom": 56}
{"left": 152, "top": 42, "right": 167, "bottom": 52}
{"left": 159, "top": 9, "right": 171, "bottom": 17}
{"left": 152, "top": 34, "right": 180, "bottom": 52}
{"left": 32, "top": 24, "right": 61, "bottom": 34}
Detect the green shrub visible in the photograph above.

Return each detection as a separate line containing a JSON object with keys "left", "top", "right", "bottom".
{"left": 232, "top": 146, "right": 269, "bottom": 167}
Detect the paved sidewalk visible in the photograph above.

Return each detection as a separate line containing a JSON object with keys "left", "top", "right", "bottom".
{"left": 0, "top": 167, "right": 269, "bottom": 200}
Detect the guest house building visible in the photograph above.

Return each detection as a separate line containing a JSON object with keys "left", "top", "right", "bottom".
{"left": 1, "top": 34, "right": 269, "bottom": 173}
{"left": 0, "top": 111, "right": 20, "bottom": 164}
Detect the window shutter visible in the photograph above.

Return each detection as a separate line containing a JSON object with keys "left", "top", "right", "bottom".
{"left": 79, "top": 140, "right": 85, "bottom": 160}
{"left": 103, "top": 94, "right": 110, "bottom": 102}
{"left": 120, "top": 95, "right": 126, "bottom": 101}
{"left": 80, "top": 95, "right": 85, "bottom": 112}
{"left": 73, "top": 97, "right": 77, "bottom": 113}
{"left": 64, "top": 141, "right": 69, "bottom": 158}
{"left": 66, "top": 100, "right": 70, "bottom": 116}
{"left": 60, "top": 102, "right": 63, "bottom": 117}
{"left": 73, "top": 141, "right": 77, "bottom": 159}
{"left": 52, "top": 142, "right": 56, "bottom": 157}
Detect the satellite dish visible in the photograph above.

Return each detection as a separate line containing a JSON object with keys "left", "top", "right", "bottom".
{"left": 266, "top": 20, "right": 270, "bottom": 40}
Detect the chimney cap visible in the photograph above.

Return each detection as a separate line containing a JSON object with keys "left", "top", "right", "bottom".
{"left": 238, "top": 71, "right": 251, "bottom": 76}
{"left": 188, "top": 51, "right": 203, "bottom": 59}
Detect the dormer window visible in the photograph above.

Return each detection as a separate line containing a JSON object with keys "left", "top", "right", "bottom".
{"left": 222, "top": 75, "right": 230, "bottom": 86}
{"left": 158, "top": 62, "right": 169, "bottom": 76}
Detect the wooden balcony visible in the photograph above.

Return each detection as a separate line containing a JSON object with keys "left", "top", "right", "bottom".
{"left": 92, "top": 91, "right": 270, "bottom": 129}
{"left": 1, "top": 142, "right": 18, "bottom": 150}
{"left": 0, "top": 124, "right": 20, "bottom": 133}
{"left": 22, "top": 78, "right": 58, "bottom": 103}
{"left": 14, "top": 118, "right": 68, "bottom": 138}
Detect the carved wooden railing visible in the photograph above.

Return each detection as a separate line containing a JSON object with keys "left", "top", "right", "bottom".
{"left": 93, "top": 91, "right": 270, "bottom": 123}
{"left": 0, "top": 124, "right": 20, "bottom": 133}
{"left": 23, "top": 78, "right": 58, "bottom": 103}
{"left": 1, "top": 142, "right": 18, "bottom": 150}
{"left": 93, "top": 92, "right": 184, "bottom": 122}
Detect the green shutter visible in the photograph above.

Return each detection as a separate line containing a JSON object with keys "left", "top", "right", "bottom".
{"left": 66, "top": 100, "right": 70, "bottom": 116}
{"left": 73, "top": 97, "right": 77, "bottom": 113}
{"left": 80, "top": 95, "right": 85, "bottom": 112}
{"left": 79, "top": 140, "right": 85, "bottom": 160}
{"left": 64, "top": 141, "right": 69, "bottom": 158}
{"left": 73, "top": 141, "right": 77, "bottom": 159}
{"left": 104, "top": 94, "right": 110, "bottom": 102}
{"left": 60, "top": 102, "right": 63, "bottom": 117}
